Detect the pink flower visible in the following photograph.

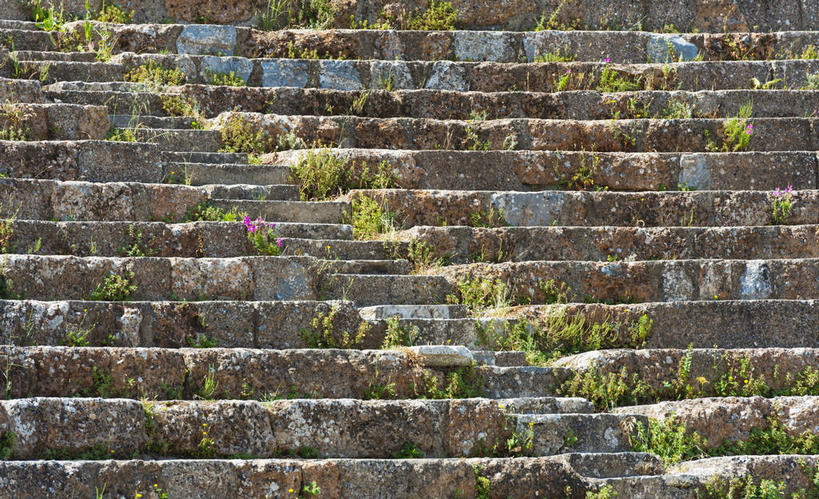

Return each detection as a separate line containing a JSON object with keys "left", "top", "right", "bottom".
{"left": 603, "top": 57, "right": 611, "bottom": 63}
{"left": 276, "top": 238, "right": 283, "bottom": 248}
{"left": 773, "top": 187, "right": 781, "bottom": 197}
{"left": 745, "top": 123, "right": 753, "bottom": 135}
{"left": 786, "top": 185, "right": 793, "bottom": 194}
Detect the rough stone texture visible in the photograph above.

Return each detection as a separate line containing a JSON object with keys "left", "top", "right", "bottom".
{"left": 176, "top": 25, "right": 237, "bottom": 56}
{"left": 614, "top": 396, "right": 819, "bottom": 450}
{"left": 407, "top": 345, "right": 473, "bottom": 366}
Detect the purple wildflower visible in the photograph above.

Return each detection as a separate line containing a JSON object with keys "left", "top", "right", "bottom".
{"left": 276, "top": 238, "right": 283, "bottom": 248}
{"left": 773, "top": 187, "right": 781, "bottom": 197}
{"left": 745, "top": 123, "right": 753, "bottom": 135}
{"left": 786, "top": 185, "right": 793, "bottom": 194}
{"left": 603, "top": 57, "right": 611, "bottom": 63}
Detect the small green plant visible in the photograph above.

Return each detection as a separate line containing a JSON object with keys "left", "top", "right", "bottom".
{"left": 382, "top": 316, "right": 419, "bottom": 348}
{"left": 345, "top": 196, "right": 399, "bottom": 240}
{"left": 0, "top": 431, "right": 16, "bottom": 459}
{"left": 411, "top": 364, "right": 485, "bottom": 399}
{"left": 160, "top": 95, "right": 204, "bottom": 126}
{"left": 470, "top": 207, "right": 505, "bottom": 228}
{"left": 205, "top": 70, "right": 246, "bottom": 87}
{"left": 195, "top": 422, "right": 216, "bottom": 458}
{"left": 124, "top": 61, "right": 186, "bottom": 88}
{"left": 183, "top": 202, "right": 245, "bottom": 222}
{"left": 106, "top": 126, "right": 140, "bottom": 142}
{"left": 300, "top": 307, "right": 370, "bottom": 348}
{"left": 630, "top": 416, "right": 707, "bottom": 465}
{"left": 187, "top": 334, "right": 218, "bottom": 348}
{"left": 534, "top": 48, "right": 576, "bottom": 62}
{"left": 95, "top": 0, "right": 133, "bottom": 23}
{"left": 243, "top": 216, "right": 283, "bottom": 256}
{"left": 118, "top": 225, "right": 156, "bottom": 257}
{"left": 290, "top": 150, "right": 396, "bottom": 201}
{"left": 707, "top": 101, "right": 753, "bottom": 152}
{"left": 534, "top": 0, "right": 582, "bottom": 31}
{"left": 447, "top": 276, "right": 512, "bottom": 315}
{"left": 597, "top": 64, "right": 641, "bottom": 92}
{"left": 771, "top": 185, "right": 794, "bottom": 225}
{"left": 256, "top": 0, "right": 334, "bottom": 30}
{"left": 473, "top": 466, "right": 491, "bottom": 499}
{"left": 406, "top": 1, "right": 457, "bottom": 30}
{"left": 804, "top": 73, "right": 819, "bottom": 90}
{"left": 198, "top": 368, "right": 219, "bottom": 400}
{"left": 0, "top": 103, "right": 34, "bottom": 141}
{"left": 700, "top": 475, "right": 786, "bottom": 499}
{"left": 391, "top": 441, "right": 424, "bottom": 459}
{"left": 219, "top": 115, "right": 271, "bottom": 155}
{"left": 301, "top": 481, "right": 321, "bottom": 496}
{"left": 89, "top": 271, "right": 136, "bottom": 301}
{"left": 586, "top": 485, "right": 617, "bottom": 498}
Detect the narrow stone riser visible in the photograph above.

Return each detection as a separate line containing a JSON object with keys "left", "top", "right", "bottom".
{"left": 320, "top": 274, "right": 453, "bottom": 306}
{"left": 5, "top": 221, "right": 367, "bottom": 258}
{"left": 0, "top": 179, "right": 345, "bottom": 223}
{"left": 230, "top": 114, "right": 819, "bottom": 153}
{"left": 277, "top": 149, "right": 819, "bottom": 192}
{"left": 554, "top": 348, "right": 819, "bottom": 398}
{"left": 0, "top": 103, "right": 109, "bottom": 140}
{"left": 2, "top": 254, "right": 322, "bottom": 302}
{"left": 493, "top": 300, "right": 819, "bottom": 349}
{"left": 0, "top": 457, "right": 597, "bottom": 498}
{"left": 45, "top": 86, "right": 819, "bottom": 121}
{"left": 15, "top": 28, "right": 819, "bottom": 64}
{"left": 0, "top": 347, "right": 571, "bottom": 400}
{"left": 17, "top": 56, "right": 819, "bottom": 92}
{"left": 439, "top": 258, "right": 819, "bottom": 303}
{"left": 170, "top": 162, "right": 291, "bottom": 186}
{"left": 410, "top": 225, "right": 819, "bottom": 263}
{"left": 129, "top": 127, "right": 222, "bottom": 152}
{"left": 1, "top": 255, "right": 438, "bottom": 303}
{"left": 0, "top": 398, "right": 642, "bottom": 459}
{"left": 515, "top": 413, "right": 644, "bottom": 454}
{"left": 365, "top": 189, "right": 819, "bottom": 228}
{"left": 613, "top": 396, "right": 819, "bottom": 451}
{"left": 0, "top": 299, "right": 368, "bottom": 349}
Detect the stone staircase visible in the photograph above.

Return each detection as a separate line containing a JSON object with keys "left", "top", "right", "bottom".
{"left": 0, "top": 0, "right": 818, "bottom": 497}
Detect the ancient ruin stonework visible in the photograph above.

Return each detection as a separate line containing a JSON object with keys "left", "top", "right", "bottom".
{"left": 0, "top": 0, "right": 818, "bottom": 496}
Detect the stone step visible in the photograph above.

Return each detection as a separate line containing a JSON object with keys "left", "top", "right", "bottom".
{"left": 0, "top": 178, "right": 346, "bottom": 223}
{"left": 44, "top": 86, "right": 819, "bottom": 121}
{"left": 249, "top": 30, "right": 819, "bottom": 64}
{"left": 0, "top": 456, "right": 645, "bottom": 497}
{"left": 202, "top": 183, "right": 299, "bottom": 201}
{"left": 0, "top": 299, "right": 814, "bottom": 350}
{"left": 404, "top": 225, "right": 819, "bottom": 263}
{"left": 554, "top": 348, "right": 819, "bottom": 399}
{"left": 0, "top": 397, "right": 644, "bottom": 459}
{"left": 0, "top": 255, "right": 439, "bottom": 302}
{"left": 0, "top": 20, "right": 37, "bottom": 30}
{"left": 612, "top": 396, "right": 819, "bottom": 451}
{"left": 0, "top": 59, "right": 125, "bottom": 84}
{"left": 500, "top": 300, "right": 819, "bottom": 349}
{"left": 127, "top": 127, "right": 222, "bottom": 152}
{"left": 164, "top": 150, "right": 248, "bottom": 164}
{"left": 320, "top": 273, "right": 453, "bottom": 306}
{"left": 13, "top": 50, "right": 97, "bottom": 62}
{"left": 437, "top": 258, "right": 819, "bottom": 303}
{"left": 364, "top": 189, "right": 819, "bottom": 228}
{"left": 215, "top": 113, "right": 819, "bottom": 153}
{"left": 0, "top": 28, "right": 55, "bottom": 52}
{"left": 0, "top": 103, "right": 109, "bottom": 140}
{"left": 514, "top": 413, "right": 644, "bottom": 454}
{"left": 20, "top": 56, "right": 819, "bottom": 92}
{"left": 0, "top": 76, "right": 43, "bottom": 103}
{"left": 110, "top": 113, "right": 195, "bottom": 129}
{"left": 0, "top": 346, "right": 577, "bottom": 400}
{"left": 275, "top": 148, "right": 819, "bottom": 192}
{"left": 166, "top": 162, "right": 291, "bottom": 185}
{"left": 6, "top": 220, "right": 354, "bottom": 257}
{"left": 1, "top": 1, "right": 815, "bottom": 31}
{"left": 358, "top": 304, "right": 469, "bottom": 320}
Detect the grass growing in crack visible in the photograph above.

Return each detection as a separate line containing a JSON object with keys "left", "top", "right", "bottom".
{"left": 117, "top": 224, "right": 156, "bottom": 257}
{"left": 345, "top": 196, "right": 399, "bottom": 241}
{"left": 706, "top": 101, "right": 753, "bottom": 152}
{"left": 411, "top": 364, "right": 485, "bottom": 399}
{"left": 382, "top": 316, "right": 419, "bottom": 348}
{"left": 256, "top": 0, "right": 334, "bottom": 30}
{"left": 771, "top": 186, "right": 794, "bottom": 225}
{"left": 219, "top": 115, "right": 271, "bottom": 155}
{"left": 124, "top": 61, "right": 186, "bottom": 88}
{"left": 300, "top": 306, "right": 370, "bottom": 348}
{"left": 447, "top": 277, "right": 515, "bottom": 315}
{"left": 406, "top": 1, "right": 457, "bottom": 30}
{"left": 89, "top": 271, "right": 136, "bottom": 301}
{"left": 289, "top": 149, "right": 396, "bottom": 201}
{"left": 205, "top": 70, "right": 246, "bottom": 87}
{"left": 0, "top": 431, "right": 16, "bottom": 459}
{"left": 391, "top": 441, "right": 424, "bottom": 458}
{"left": 183, "top": 202, "right": 245, "bottom": 222}
{"left": 161, "top": 95, "right": 204, "bottom": 128}
{"left": 533, "top": 48, "right": 576, "bottom": 63}
{"left": 0, "top": 103, "right": 34, "bottom": 141}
